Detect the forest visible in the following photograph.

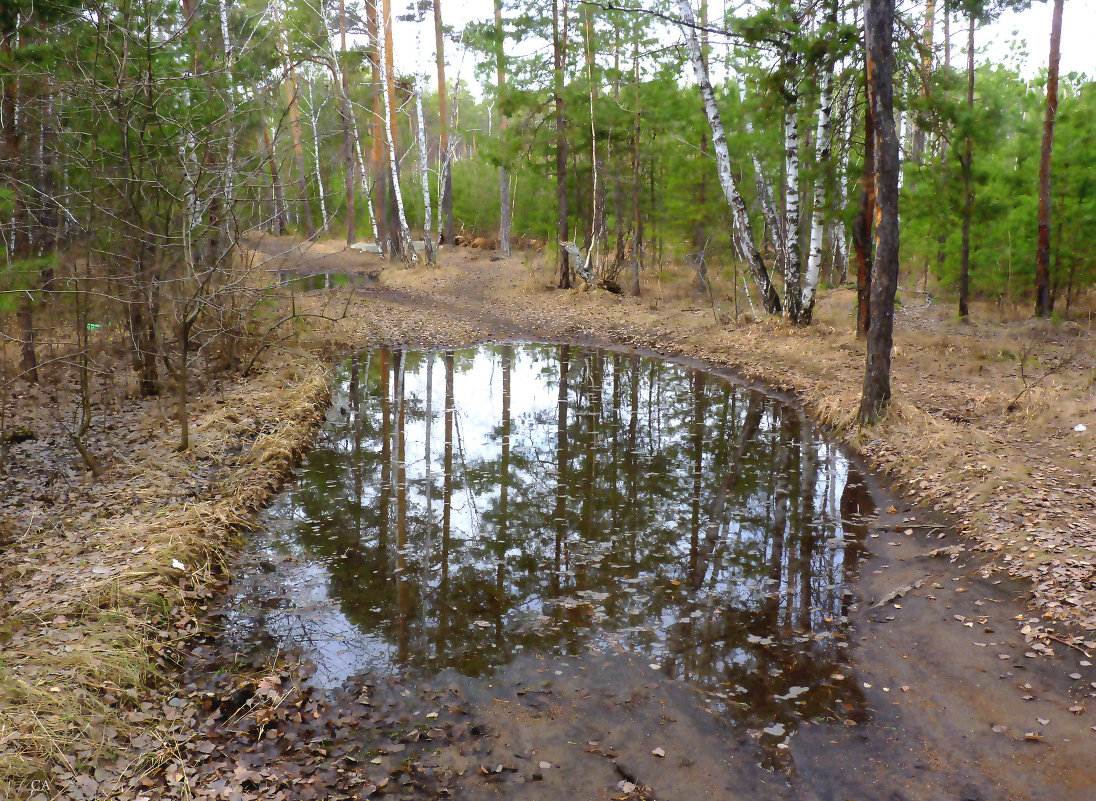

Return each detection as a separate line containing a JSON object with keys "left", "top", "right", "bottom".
{"left": 2, "top": 0, "right": 1095, "bottom": 799}
{"left": 0, "top": 0, "right": 1090, "bottom": 429}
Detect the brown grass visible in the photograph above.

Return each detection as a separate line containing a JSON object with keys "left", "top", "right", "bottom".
{"left": 0, "top": 352, "right": 330, "bottom": 794}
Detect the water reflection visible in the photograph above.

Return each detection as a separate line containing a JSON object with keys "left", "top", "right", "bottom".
{"left": 230, "top": 343, "right": 876, "bottom": 733}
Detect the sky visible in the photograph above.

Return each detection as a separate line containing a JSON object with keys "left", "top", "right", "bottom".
{"left": 387, "top": 0, "right": 1095, "bottom": 93}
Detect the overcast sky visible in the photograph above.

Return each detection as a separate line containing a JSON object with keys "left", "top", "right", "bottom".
{"left": 386, "top": 0, "right": 1094, "bottom": 93}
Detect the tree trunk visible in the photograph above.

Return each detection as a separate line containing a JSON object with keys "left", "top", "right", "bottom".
{"left": 858, "top": 0, "right": 901, "bottom": 426}
{"left": 367, "top": 0, "right": 389, "bottom": 255}
{"left": 217, "top": 0, "right": 237, "bottom": 230}
{"left": 802, "top": 69, "right": 833, "bottom": 325}
{"left": 495, "top": 0, "right": 512, "bottom": 256}
{"left": 853, "top": 75, "right": 875, "bottom": 338}
{"left": 2, "top": 25, "right": 37, "bottom": 383}
{"left": 631, "top": 23, "right": 642, "bottom": 296}
{"left": 783, "top": 61, "right": 803, "bottom": 322}
{"left": 434, "top": 0, "right": 454, "bottom": 244}
{"left": 338, "top": 0, "right": 357, "bottom": 245}
{"left": 909, "top": 0, "right": 935, "bottom": 163}
{"left": 740, "top": 86, "right": 786, "bottom": 273}
{"left": 1035, "top": 0, "right": 1062, "bottom": 317}
{"left": 273, "top": 0, "right": 315, "bottom": 238}
{"left": 934, "top": 0, "right": 951, "bottom": 286}
{"left": 958, "top": 15, "right": 974, "bottom": 319}
{"left": 677, "top": 0, "right": 781, "bottom": 315}
{"left": 306, "top": 82, "right": 329, "bottom": 231}
{"left": 415, "top": 87, "right": 435, "bottom": 264}
{"left": 261, "top": 124, "right": 288, "bottom": 234}
{"left": 554, "top": 0, "right": 570, "bottom": 288}
{"left": 379, "top": 0, "right": 415, "bottom": 263}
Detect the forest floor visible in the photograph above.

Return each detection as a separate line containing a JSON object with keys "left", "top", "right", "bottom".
{"left": 1, "top": 232, "right": 1094, "bottom": 800}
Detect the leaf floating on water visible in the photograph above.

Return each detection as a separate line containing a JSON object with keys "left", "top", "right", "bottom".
{"left": 651, "top": 747, "right": 665, "bottom": 758}
{"left": 774, "top": 686, "right": 808, "bottom": 701}
{"left": 762, "top": 724, "right": 785, "bottom": 737}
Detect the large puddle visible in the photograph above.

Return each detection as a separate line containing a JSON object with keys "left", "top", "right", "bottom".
{"left": 227, "top": 343, "right": 877, "bottom": 735}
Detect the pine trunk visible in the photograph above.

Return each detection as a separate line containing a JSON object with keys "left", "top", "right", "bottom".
{"left": 853, "top": 76, "right": 875, "bottom": 338}
{"left": 367, "top": 0, "right": 388, "bottom": 255}
{"left": 495, "top": 0, "right": 511, "bottom": 256}
{"left": 858, "top": 0, "right": 901, "bottom": 425}
{"left": 337, "top": 0, "right": 357, "bottom": 245}
{"left": 434, "top": 0, "right": 454, "bottom": 244}
{"left": 958, "top": 15, "right": 974, "bottom": 319}
{"left": 274, "top": 1, "right": 315, "bottom": 238}
{"left": 1035, "top": 0, "right": 1062, "bottom": 317}
{"left": 554, "top": 0, "right": 570, "bottom": 288}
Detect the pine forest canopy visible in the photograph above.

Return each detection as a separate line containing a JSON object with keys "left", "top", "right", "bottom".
{"left": 0, "top": 0, "right": 1091, "bottom": 441}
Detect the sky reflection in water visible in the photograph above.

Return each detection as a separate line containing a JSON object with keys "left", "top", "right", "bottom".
{"left": 229, "top": 343, "right": 875, "bottom": 731}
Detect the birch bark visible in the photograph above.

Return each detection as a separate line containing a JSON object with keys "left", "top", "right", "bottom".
{"left": 378, "top": 3, "right": 415, "bottom": 263}
{"left": 415, "top": 2, "right": 436, "bottom": 264}
{"left": 783, "top": 73, "right": 802, "bottom": 321}
{"left": 217, "top": 0, "right": 236, "bottom": 212}
{"left": 677, "top": 0, "right": 781, "bottom": 314}
{"left": 802, "top": 69, "right": 833, "bottom": 324}
{"left": 739, "top": 84, "right": 784, "bottom": 269}
{"left": 306, "top": 80, "right": 329, "bottom": 231}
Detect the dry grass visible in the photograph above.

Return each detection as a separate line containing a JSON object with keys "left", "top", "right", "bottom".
{"left": 0, "top": 351, "right": 330, "bottom": 794}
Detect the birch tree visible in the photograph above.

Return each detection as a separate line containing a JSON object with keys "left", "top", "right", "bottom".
{"left": 378, "top": 0, "right": 414, "bottom": 262}
{"left": 415, "top": 0, "right": 436, "bottom": 264}
{"left": 802, "top": 68, "right": 833, "bottom": 324}
{"left": 782, "top": 61, "right": 803, "bottom": 321}
{"left": 677, "top": 0, "right": 781, "bottom": 315}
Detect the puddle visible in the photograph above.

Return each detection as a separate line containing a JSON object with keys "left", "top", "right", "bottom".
{"left": 225, "top": 343, "right": 876, "bottom": 737}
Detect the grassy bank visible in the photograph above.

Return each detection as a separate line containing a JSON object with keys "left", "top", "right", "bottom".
{"left": 0, "top": 353, "right": 330, "bottom": 795}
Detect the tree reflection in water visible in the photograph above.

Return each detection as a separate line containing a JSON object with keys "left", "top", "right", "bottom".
{"left": 229, "top": 343, "right": 876, "bottom": 734}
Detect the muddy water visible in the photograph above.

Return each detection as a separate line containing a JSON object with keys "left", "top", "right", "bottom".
{"left": 223, "top": 343, "right": 1096, "bottom": 800}
{"left": 228, "top": 344, "right": 873, "bottom": 736}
